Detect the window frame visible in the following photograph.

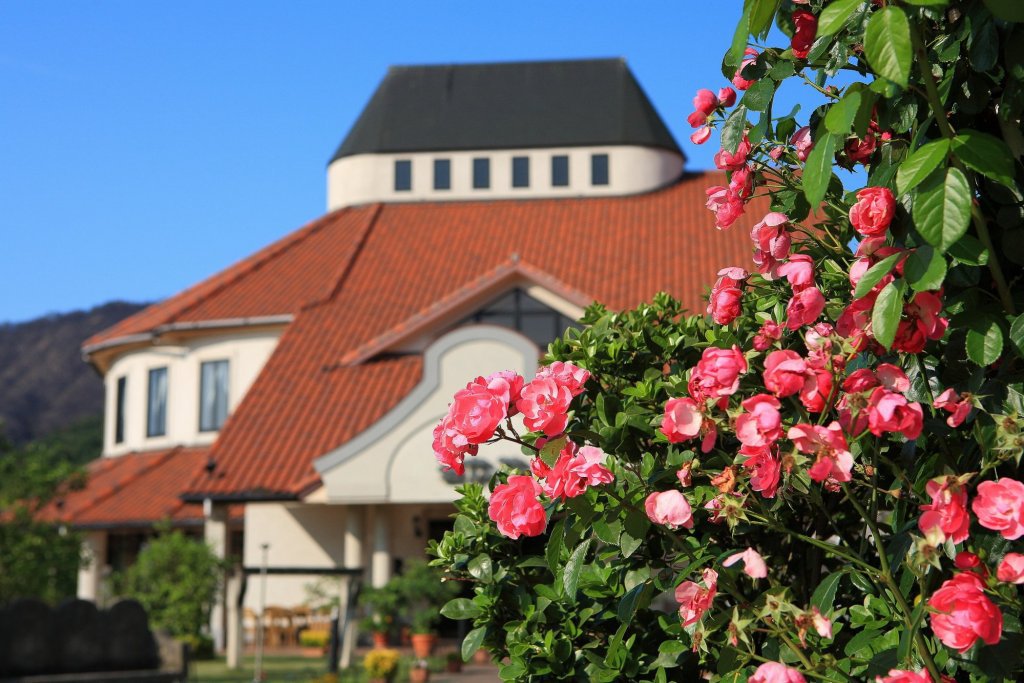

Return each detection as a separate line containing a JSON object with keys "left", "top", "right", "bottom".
{"left": 511, "top": 156, "right": 530, "bottom": 188}
{"left": 394, "top": 159, "right": 412, "bottom": 192}
{"left": 472, "top": 157, "right": 490, "bottom": 189}
{"left": 433, "top": 158, "right": 451, "bottom": 190}
{"left": 114, "top": 375, "right": 127, "bottom": 444}
{"left": 198, "top": 359, "right": 230, "bottom": 433}
{"left": 551, "top": 155, "right": 570, "bottom": 187}
{"left": 146, "top": 366, "right": 168, "bottom": 438}
{"left": 591, "top": 153, "right": 610, "bottom": 186}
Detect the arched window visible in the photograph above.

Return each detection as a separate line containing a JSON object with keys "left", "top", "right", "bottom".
{"left": 460, "top": 289, "right": 578, "bottom": 348}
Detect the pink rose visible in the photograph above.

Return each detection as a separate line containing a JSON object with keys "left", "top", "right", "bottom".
{"left": 735, "top": 394, "right": 783, "bottom": 448}
{"left": 777, "top": 253, "right": 816, "bottom": 291}
{"left": 688, "top": 345, "right": 747, "bottom": 401}
{"left": 484, "top": 370, "right": 525, "bottom": 416}
{"left": 741, "top": 444, "right": 782, "bottom": 498}
{"left": 729, "top": 164, "right": 755, "bottom": 199}
{"left": 763, "top": 350, "right": 808, "bottom": 397}
{"left": 749, "top": 662, "right": 807, "bottom": 683}
{"left": 488, "top": 475, "right": 547, "bottom": 539}
{"left": 867, "top": 388, "right": 923, "bottom": 439}
{"left": 706, "top": 185, "right": 746, "bottom": 230}
{"left": 516, "top": 377, "right": 573, "bottom": 436}
{"left": 791, "top": 9, "right": 817, "bottom": 59}
{"left": 534, "top": 361, "right": 589, "bottom": 397}
{"left": 893, "top": 291, "right": 948, "bottom": 353}
{"left": 799, "top": 364, "right": 833, "bottom": 414}
{"left": 708, "top": 267, "right": 747, "bottom": 324}
{"left": 836, "top": 295, "right": 875, "bottom": 352}
{"left": 715, "top": 135, "right": 752, "bottom": 171}
{"left": 919, "top": 476, "right": 971, "bottom": 544}
{"left": 690, "top": 127, "right": 712, "bottom": 145}
{"left": 448, "top": 380, "right": 510, "bottom": 444}
{"left": 785, "top": 286, "right": 826, "bottom": 330}
{"left": 849, "top": 186, "right": 896, "bottom": 237}
{"left": 536, "top": 442, "right": 614, "bottom": 501}
{"left": 661, "top": 397, "right": 703, "bottom": 443}
{"left": 751, "top": 212, "right": 792, "bottom": 279}
{"left": 928, "top": 572, "right": 1003, "bottom": 653}
{"left": 732, "top": 47, "right": 759, "bottom": 90}
{"left": 877, "top": 671, "right": 933, "bottom": 683}
{"left": 675, "top": 568, "right": 717, "bottom": 626}
{"left": 676, "top": 462, "right": 693, "bottom": 487}
{"left": 723, "top": 547, "right": 768, "bottom": 579}
{"left": 997, "top": 553, "right": 1024, "bottom": 584}
{"left": 692, "top": 89, "right": 719, "bottom": 118}
{"left": 791, "top": 126, "right": 813, "bottom": 162}
{"left": 718, "top": 87, "right": 737, "bottom": 107}
{"left": 753, "top": 320, "right": 784, "bottom": 351}
{"left": 934, "top": 388, "right": 972, "bottom": 428}
{"left": 431, "top": 415, "right": 478, "bottom": 475}
{"left": 789, "top": 421, "right": 853, "bottom": 483}
{"left": 645, "top": 490, "right": 693, "bottom": 529}
{"left": 972, "top": 478, "right": 1024, "bottom": 540}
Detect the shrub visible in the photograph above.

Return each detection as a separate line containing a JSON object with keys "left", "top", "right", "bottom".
{"left": 299, "top": 629, "right": 330, "bottom": 648}
{"left": 429, "top": 2, "right": 1024, "bottom": 681}
{"left": 363, "top": 648, "right": 400, "bottom": 678}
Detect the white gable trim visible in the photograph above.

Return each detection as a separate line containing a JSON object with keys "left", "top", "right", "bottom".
{"left": 312, "top": 325, "right": 538, "bottom": 502}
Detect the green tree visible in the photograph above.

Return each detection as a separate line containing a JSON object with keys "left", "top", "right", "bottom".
{"left": 114, "top": 526, "right": 225, "bottom": 640}
{"left": 0, "top": 427, "right": 85, "bottom": 603}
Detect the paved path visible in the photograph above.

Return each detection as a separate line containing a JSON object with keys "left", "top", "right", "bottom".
{"left": 430, "top": 662, "right": 500, "bottom": 682}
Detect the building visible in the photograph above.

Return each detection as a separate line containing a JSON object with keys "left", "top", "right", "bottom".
{"left": 50, "top": 58, "right": 762, "bottom": 650}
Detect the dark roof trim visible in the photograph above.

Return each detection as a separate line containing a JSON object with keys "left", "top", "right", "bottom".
{"left": 179, "top": 491, "right": 299, "bottom": 503}
{"left": 330, "top": 58, "right": 682, "bottom": 162}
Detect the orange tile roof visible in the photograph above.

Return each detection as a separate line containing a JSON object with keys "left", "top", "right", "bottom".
{"left": 43, "top": 446, "right": 241, "bottom": 528}
{"left": 83, "top": 172, "right": 771, "bottom": 503}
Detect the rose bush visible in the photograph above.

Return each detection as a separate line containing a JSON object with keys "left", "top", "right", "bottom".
{"left": 429, "top": 1, "right": 1024, "bottom": 680}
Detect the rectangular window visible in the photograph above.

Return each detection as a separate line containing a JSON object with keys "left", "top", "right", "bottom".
{"left": 433, "top": 159, "right": 450, "bottom": 190}
{"left": 472, "top": 157, "right": 490, "bottom": 189}
{"left": 512, "top": 156, "right": 530, "bottom": 188}
{"left": 199, "top": 360, "right": 229, "bottom": 432}
{"left": 551, "top": 155, "right": 569, "bottom": 187}
{"left": 591, "top": 153, "right": 610, "bottom": 186}
{"left": 394, "top": 159, "right": 412, "bottom": 191}
{"left": 114, "top": 376, "right": 127, "bottom": 444}
{"left": 147, "top": 367, "right": 168, "bottom": 438}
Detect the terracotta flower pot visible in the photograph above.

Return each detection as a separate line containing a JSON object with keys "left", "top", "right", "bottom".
{"left": 409, "top": 668, "right": 430, "bottom": 683}
{"left": 372, "top": 630, "right": 390, "bottom": 649}
{"left": 445, "top": 658, "right": 462, "bottom": 673}
{"left": 410, "top": 632, "right": 437, "bottom": 659}
{"left": 473, "top": 648, "right": 491, "bottom": 664}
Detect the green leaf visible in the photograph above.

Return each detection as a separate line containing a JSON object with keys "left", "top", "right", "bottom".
{"left": 617, "top": 582, "right": 647, "bottom": 624}
{"left": 904, "top": 245, "right": 947, "bottom": 291}
{"left": 741, "top": 79, "right": 775, "bottom": 113}
{"left": 546, "top": 519, "right": 565, "bottom": 572}
{"left": 864, "top": 7, "right": 912, "bottom": 88}
{"left": 951, "top": 130, "right": 1017, "bottom": 188}
{"left": 947, "top": 234, "right": 989, "bottom": 265}
{"left": 803, "top": 132, "right": 838, "bottom": 207}
{"left": 619, "top": 510, "right": 650, "bottom": 558}
{"left": 467, "top": 554, "right": 493, "bottom": 583}
{"left": 722, "top": 105, "right": 749, "bottom": 154}
{"left": 811, "top": 570, "right": 844, "bottom": 612}
{"left": 462, "top": 626, "right": 486, "bottom": 661}
{"left": 441, "top": 597, "right": 483, "bottom": 620}
{"left": 818, "top": 0, "right": 865, "bottom": 36}
{"left": 854, "top": 252, "right": 902, "bottom": 299}
{"left": 982, "top": 0, "right": 1024, "bottom": 22}
{"left": 896, "top": 139, "right": 950, "bottom": 195}
{"left": 825, "top": 91, "right": 862, "bottom": 135}
{"left": 563, "top": 538, "right": 591, "bottom": 601}
{"left": 872, "top": 280, "right": 905, "bottom": 350}
{"left": 540, "top": 435, "right": 567, "bottom": 468}
{"left": 748, "top": 0, "right": 782, "bottom": 39}
{"left": 912, "top": 167, "right": 972, "bottom": 251}
{"left": 903, "top": 0, "right": 949, "bottom": 5}
{"left": 966, "top": 315, "right": 1005, "bottom": 366}
{"left": 723, "top": 7, "right": 752, "bottom": 79}
{"left": 1010, "top": 313, "right": 1024, "bottom": 359}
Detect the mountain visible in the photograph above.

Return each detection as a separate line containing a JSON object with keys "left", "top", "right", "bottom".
{"left": 0, "top": 302, "right": 148, "bottom": 445}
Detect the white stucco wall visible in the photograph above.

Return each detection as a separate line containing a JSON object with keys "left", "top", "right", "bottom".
{"left": 102, "top": 330, "right": 281, "bottom": 456}
{"left": 241, "top": 502, "right": 451, "bottom": 610}
{"left": 326, "top": 145, "right": 683, "bottom": 210}
{"left": 315, "top": 326, "right": 539, "bottom": 504}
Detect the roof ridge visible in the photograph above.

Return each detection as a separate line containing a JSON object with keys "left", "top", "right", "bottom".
{"left": 302, "top": 203, "right": 384, "bottom": 310}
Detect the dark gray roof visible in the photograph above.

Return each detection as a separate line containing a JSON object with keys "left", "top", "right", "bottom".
{"left": 330, "top": 58, "right": 682, "bottom": 162}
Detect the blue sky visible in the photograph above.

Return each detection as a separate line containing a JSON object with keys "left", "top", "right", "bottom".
{"left": 0, "top": 2, "right": 833, "bottom": 323}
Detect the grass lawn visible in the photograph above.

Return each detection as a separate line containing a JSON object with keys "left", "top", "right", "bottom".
{"left": 192, "top": 655, "right": 354, "bottom": 683}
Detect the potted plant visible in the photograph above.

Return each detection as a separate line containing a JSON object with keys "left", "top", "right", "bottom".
{"left": 360, "top": 583, "right": 400, "bottom": 648}
{"left": 408, "top": 658, "right": 430, "bottom": 683}
{"left": 445, "top": 652, "right": 462, "bottom": 673}
{"left": 363, "top": 648, "right": 399, "bottom": 683}
{"left": 391, "top": 561, "right": 459, "bottom": 659}
{"left": 298, "top": 629, "right": 329, "bottom": 657}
